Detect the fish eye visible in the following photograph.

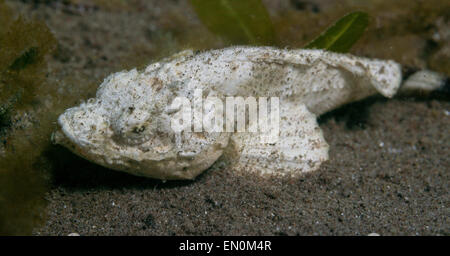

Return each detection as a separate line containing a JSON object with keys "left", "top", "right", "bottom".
{"left": 132, "top": 125, "right": 146, "bottom": 134}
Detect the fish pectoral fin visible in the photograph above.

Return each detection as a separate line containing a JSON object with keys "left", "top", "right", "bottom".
{"left": 226, "top": 102, "right": 329, "bottom": 177}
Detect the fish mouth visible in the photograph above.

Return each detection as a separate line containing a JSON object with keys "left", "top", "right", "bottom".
{"left": 52, "top": 110, "right": 78, "bottom": 146}
{"left": 51, "top": 110, "right": 72, "bottom": 146}
{"left": 51, "top": 113, "right": 103, "bottom": 166}
{"left": 51, "top": 119, "right": 81, "bottom": 152}
{"left": 50, "top": 126, "right": 86, "bottom": 161}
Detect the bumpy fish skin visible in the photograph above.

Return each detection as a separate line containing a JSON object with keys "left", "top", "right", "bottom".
{"left": 53, "top": 46, "right": 402, "bottom": 180}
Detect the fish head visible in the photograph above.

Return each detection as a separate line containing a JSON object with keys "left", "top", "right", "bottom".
{"left": 53, "top": 68, "right": 229, "bottom": 180}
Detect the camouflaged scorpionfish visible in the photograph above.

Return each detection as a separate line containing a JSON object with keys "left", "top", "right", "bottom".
{"left": 52, "top": 46, "right": 446, "bottom": 180}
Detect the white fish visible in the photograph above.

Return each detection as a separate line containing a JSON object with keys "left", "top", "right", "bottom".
{"left": 52, "top": 46, "right": 445, "bottom": 180}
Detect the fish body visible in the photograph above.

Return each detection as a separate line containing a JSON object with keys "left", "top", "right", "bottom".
{"left": 54, "top": 46, "right": 403, "bottom": 180}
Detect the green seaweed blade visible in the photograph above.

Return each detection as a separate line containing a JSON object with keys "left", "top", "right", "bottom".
{"left": 305, "top": 11, "right": 369, "bottom": 53}
{"left": 190, "top": 0, "right": 275, "bottom": 45}
{"left": 9, "top": 47, "right": 39, "bottom": 70}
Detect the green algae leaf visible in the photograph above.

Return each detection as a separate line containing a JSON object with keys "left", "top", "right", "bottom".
{"left": 305, "top": 11, "right": 369, "bottom": 53}
{"left": 0, "top": 0, "right": 57, "bottom": 235}
{"left": 9, "top": 47, "right": 38, "bottom": 70}
{"left": 190, "top": 0, "right": 275, "bottom": 45}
